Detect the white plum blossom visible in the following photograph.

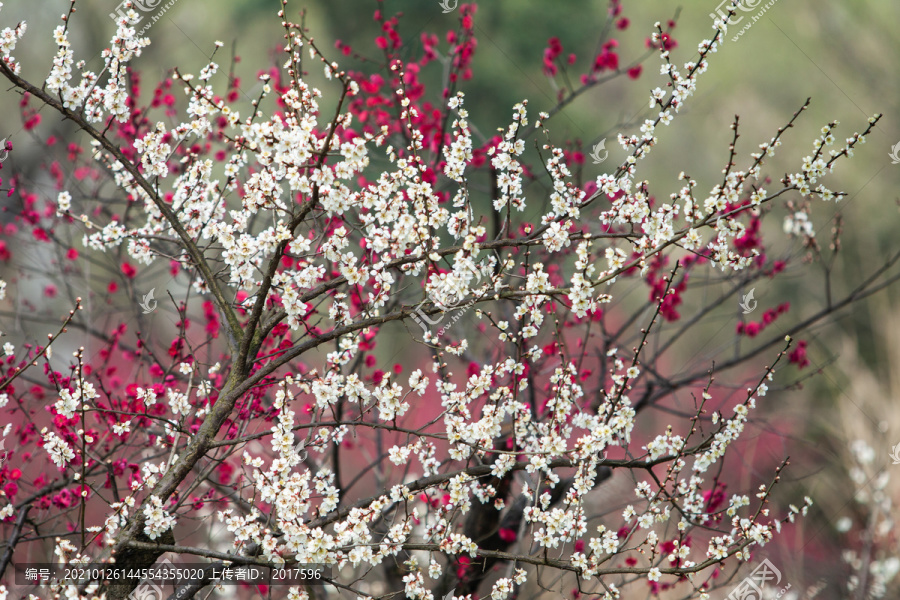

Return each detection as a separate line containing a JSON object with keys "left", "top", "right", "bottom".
{"left": 0, "top": 5, "right": 880, "bottom": 598}
{"left": 41, "top": 429, "right": 75, "bottom": 468}
{"left": 143, "top": 495, "right": 176, "bottom": 540}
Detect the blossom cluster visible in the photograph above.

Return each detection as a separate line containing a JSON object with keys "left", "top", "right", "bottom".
{"left": 0, "top": 2, "right": 887, "bottom": 600}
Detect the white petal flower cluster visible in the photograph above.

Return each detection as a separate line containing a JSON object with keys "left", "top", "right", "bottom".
{"left": 784, "top": 210, "right": 815, "bottom": 238}
{"left": 54, "top": 378, "right": 97, "bottom": 419}
{"left": 141, "top": 459, "right": 172, "bottom": 489}
{"left": 3, "top": 7, "right": 873, "bottom": 595}
{"left": 142, "top": 495, "right": 176, "bottom": 540}
{"left": 44, "top": 17, "right": 149, "bottom": 122}
{"left": 489, "top": 103, "right": 528, "bottom": 213}
{"left": 0, "top": 18, "right": 27, "bottom": 74}
{"left": 41, "top": 428, "right": 75, "bottom": 468}
{"left": 166, "top": 388, "right": 191, "bottom": 416}
{"left": 443, "top": 93, "right": 472, "bottom": 183}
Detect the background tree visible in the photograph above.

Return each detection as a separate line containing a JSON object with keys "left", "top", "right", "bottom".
{"left": 0, "top": 1, "right": 898, "bottom": 599}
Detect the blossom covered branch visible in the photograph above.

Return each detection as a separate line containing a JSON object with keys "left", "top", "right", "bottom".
{"left": 0, "top": 1, "right": 896, "bottom": 600}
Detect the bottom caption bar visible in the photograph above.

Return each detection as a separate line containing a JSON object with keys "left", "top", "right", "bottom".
{"left": 15, "top": 562, "right": 330, "bottom": 587}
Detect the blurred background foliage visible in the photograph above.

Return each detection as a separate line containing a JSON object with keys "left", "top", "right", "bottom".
{"left": 1, "top": 0, "right": 899, "bottom": 597}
